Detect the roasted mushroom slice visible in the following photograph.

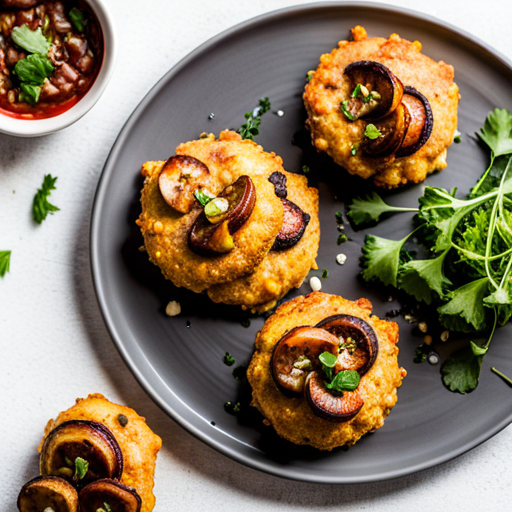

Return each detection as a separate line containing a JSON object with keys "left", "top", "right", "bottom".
{"left": 40, "top": 420, "right": 123, "bottom": 485}
{"left": 268, "top": 171, "right": 287, "bottom": 199}
{"left": 79, "top": 479, "right": 141, "bottom": 512}
{"left": 271, "top": 199, "right": 310, "bottom": 251}
{"left": 158, "top": 155, "right": 213, "bottom": 214}
{"left": 305, "top": 371, "right": 364, "bottom": 422}
{"left": 188, "top": 175, "right": 256, "bottom": 255}
{"left": 342, "top": 61, "right": 404, "bottom": 121}
{"left": 315, "top": 314, "right": 378, "bottom": 376}
{"left": 396, "top": 86, "right": 434, "bottom": 157}
{"left": 271, "top": 326, "right": 339, "bottom": 394}
{"left": 17, "top": 476, "right": 78, "bottom": 512}
{"left": 362, "top": 102, "right": 410, "bottom": 159}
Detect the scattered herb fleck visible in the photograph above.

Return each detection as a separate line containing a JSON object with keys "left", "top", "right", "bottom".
{"left": 454, "top": 135, "right": 461, "bottom": 144}
{"left": 32, "top": 174, "right": 60, "bottom": 224}
{"left": 351, "top": 142, "right": 360, "bottom": 156}
{"left": 232, "top": 365, "right": 247, "bottom": 381}
{"left": 241, "top": 318, "right": 251, "bottom": 328}
{"left": 364, "top": 123, "right": 382, "bottom": 139}
{"left": 0, "top": 251, "right": 11, "bottom": 278}
{"left": 337, "top": 233, "right": 348, "bottom": 245}
{"left": 73, "top": 457, "right": 89, "bottom": 482}
{"left": 414, "top": 345, "right": 428, "bottom": 364}
{"left": 302, "top": 165, "right": 310, "bottom": 174}
{"left": 223, "top": 352, "right": 235, "bottom": 366}
{"left": 306, "top": 70, "right": 315, "bottom": 82}
{"left": 238, "top": 97, "right": 271, "bottom": 140}
{"left": 117, "top": 414, "right": 128, "bottom": 428}
{"left": 321, "top": 269, "right": 329, "bottom": 279}
{"left": 341, "top": 100, "right": 355, "bottom": 121}
{"left": 69, "top": 7, "right": 87, "bottom": 32}
{"left": 194, "top": 188, "right": 214, "bottom": 207}
{"left": 224, "top": 401, "right": 241, "bottom": 414}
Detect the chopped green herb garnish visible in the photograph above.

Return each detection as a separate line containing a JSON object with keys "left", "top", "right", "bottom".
{"left": 341, "top": 100, "right": 354, "bottom": 121}
{"left": 337, "top": 233, "right": 348, "bottom": 245}
{"left": 69, "top": 7, "right": 88, "bottom": 32}
{"left": 319, "top": 351, "right": 337, "bottom": 381}
{"left": 339, "top": 337, "right": 357, "bottom": 354}
{"left": 241, "top": 318, "right": 251, "bottom": 328}
{"left": 351, "top": 142, "right": 359, "bottom": 156}
{"left": 73, "top": 457, "right": 89, "bottom": 482}
{"left": 232, "top": 365, "right": 247, "bottom": 381}
{"left": 194, "top": 188, "right": 213, "bottom": 207}
{"left": 238, "top": 97, "right": 271, "bottom": 140}
{"left": 103, "top": 503, "right": 112, "bottom": 512}
{"left": 14, "top": 53, "right": 54, "bottom": 85}
{"left": 223, "top": 352, "right": 235, "bottom": 366}
{"left": 414, "top": 345, "right": 428, "bottom": 363}
{"left": 302, "top": 165, "right": 310, "bottom": 174}
{"left": 0, "top": 251, "right": 11, "bottom": 278}
{"left": 224, "top": 401, "right": 241, "bottom": 414}
{"left": 335, "top": 211, "right": 343, "bottom": 224}
{"left": 319, "top": 351, "right": 360, "bottom": 394}
{"left": 32, "top": 175, "right": 60, "bottom": 224}
{"left": 454, "top": 135, "right": 461, "bottom": 144}
{"left": 306, "top": 70, "right": 315, "bottom": 82}
{"left": 321, "top": 269, "right": 328, "bottom": 279}
{"left": 11, "top": 25, "right": 51, "bottom": 55}
{"left": 364, "top": 123, "right": 382, "bottom": 139}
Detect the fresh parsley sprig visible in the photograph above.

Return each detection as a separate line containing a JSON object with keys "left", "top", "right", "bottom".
{"left": 347, "top": 192, "right": 418, "bottom": 226}
{"left": 238, "top": 97, "right": 271, "bottom": 140}
{"left": 0, "top": 251, "right": 11, "bottom": 278}
{"left": 33, "top": 174, "right": 60, "bottom": 224}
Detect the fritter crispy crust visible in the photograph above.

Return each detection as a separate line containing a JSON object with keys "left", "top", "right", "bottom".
{"left": 247, "top": 292, "right": 406, "bottom": 450}
{"left": 39, "top": 394, "right": 162, "bottom": 512}
{"left": 207, "top": 172, "right": 320, "bottom": 313}
{"left": 304, "top": 29, "right": 459, "bottom": 188}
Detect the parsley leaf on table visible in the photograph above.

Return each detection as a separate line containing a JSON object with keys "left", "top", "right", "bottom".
{"left": 33, "top": 175, "right": 60, "bottom": 224}
{"left": 478, "top": 108, "right": 512, "bottom": 157}
{"left": 0, "top": 251, "right": 11, "bottom": 278}
{"left": 347, "top": 192, "right": 418, "bottom": 226}
{"left": 11, "top": 25, "right": 51, "bottom": 55}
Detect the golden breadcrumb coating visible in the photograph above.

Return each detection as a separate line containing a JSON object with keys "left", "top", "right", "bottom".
{"left": 247, "top": 292, "right": 406, "bottom": 450}
{"left": 304, "top": 28, "right": 459, "bottom": 188}
{"left": 39, "top": 394, "right": 162, "bottom": 512}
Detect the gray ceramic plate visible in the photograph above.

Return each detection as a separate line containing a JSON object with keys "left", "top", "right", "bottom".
{"left": 91, "top": 2, "right": 512, "bottom": 483}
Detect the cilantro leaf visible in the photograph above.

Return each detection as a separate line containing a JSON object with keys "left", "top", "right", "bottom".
{"left": 11, "top": 25, "right": 51, "bottom": 55}
{"left": 14, "top": 53, "right": 54, "bottom": 85}
{"left": 360, "top": 233, "right": 411, "bottom": 288}
{"left": 32, "top": 175, "right": 60, "bottom": 224}
{"left": 73, "top": 457, "right": 89, "bottom": 482}
{"left": 438, "top": 278, "right": 490, "bottom": 332}
{"left": 238, "top": 97, "right": 271, "bottom": 140}
{"left": 69, "top": 7, "right": 88, "bottom": 32}
{"left": 325, "top": 370, "right": 360, "bottom": 393}
{"left": 364, "top": 124, "right": 381, "bottom": 139}
{"left": 347, "top": 192, "right": 417, "bottom": 226}
{"left": 399, "top": 249, "right": 452, "bottom": 304}
{"left": 441, "top": 341, "right": 487, "bottom": 394}
{"left": 0, "top": 251, "right": 11, "bottom": 278}
{"left": 478, "top": 108, "right": 512, "bottom": 157}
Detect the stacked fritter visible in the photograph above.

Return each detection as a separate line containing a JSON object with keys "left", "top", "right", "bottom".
{"left": 137, "top": 130, "right": 320, "bottom": 313}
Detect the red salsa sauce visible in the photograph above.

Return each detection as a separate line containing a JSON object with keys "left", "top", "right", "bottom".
{"left": 0, "top": 0, "right": 103, "bottom": 119}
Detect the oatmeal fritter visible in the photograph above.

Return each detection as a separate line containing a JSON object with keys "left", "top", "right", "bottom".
{"left": 247, "top": 292, "right": 406, "bottom": 450}
{"left": 304, "top": 27, "right": 459, "bottom": 188}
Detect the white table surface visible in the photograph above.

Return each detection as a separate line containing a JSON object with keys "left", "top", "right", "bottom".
{"left": 2, "top": 0, "right": 512, "bottom": 510}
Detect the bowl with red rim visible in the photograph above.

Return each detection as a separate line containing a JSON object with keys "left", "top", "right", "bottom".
{"left": 0, "top": 0, "right": 116, "bottom": 137}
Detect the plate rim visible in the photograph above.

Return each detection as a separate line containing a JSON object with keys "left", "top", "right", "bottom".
{"left": 90, "top": 1, "right": 512, "bottom": 484}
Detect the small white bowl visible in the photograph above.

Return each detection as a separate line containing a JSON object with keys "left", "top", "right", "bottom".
{"left": 0, "top": 0, "right": 116, "bottom": 137}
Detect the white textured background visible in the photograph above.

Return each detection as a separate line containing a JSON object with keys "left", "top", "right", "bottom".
{"left": 2, "top": 0, "right": 512, "bottom": 510}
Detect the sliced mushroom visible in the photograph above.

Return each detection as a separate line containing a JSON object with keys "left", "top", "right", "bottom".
{"left": 315, "top": 314, "right": 378, "bottom": 376}
{"left": 396, "top": 86, "right": 434, "bottom": 157}
{"left": 362, "top": 102, "right": 410, "bottom": 158}
{"left": 305, "top": 371, "right": 364, "bottom": 422}
{"left": 268, "top": 171, "right": 287, "bottom": 199}
{"left": 158, "top": 155, "right": 213, "bottom": 214}
{"left": 271, "top": 199, "right": 310, "bottom": 251}
{"left": 79, "top": 479, "right": 141, "bottom": 512}
{"left": 17, "top": 476, "right": 78, "bottom": 512}
{"left": 343, "top": 61, "right": 404, "bottom": 121}
{"left": 40, "top": 421, "right": 123, "bottom": 485}
{"left": 271, "top": 326, "right": 339, "bottom": 394}
{"left": 188, "top": 175, "right": 256, "bottom": 255}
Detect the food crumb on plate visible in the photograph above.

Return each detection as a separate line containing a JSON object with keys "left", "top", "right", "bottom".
{"left": 165, "top": 300, "right": 181, "bottom": 316}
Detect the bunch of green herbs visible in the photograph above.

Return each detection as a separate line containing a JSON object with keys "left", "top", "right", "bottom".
{"left": 347, "top": 108, "right": 512, "bottom": 394}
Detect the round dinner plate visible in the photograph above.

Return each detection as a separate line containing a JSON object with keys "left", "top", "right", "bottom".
{"left": 91, "top": 2, "right": 512, "bottom": 483}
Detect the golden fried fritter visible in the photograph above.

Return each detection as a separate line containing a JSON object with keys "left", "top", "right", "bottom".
{"left": 207, "top": 172, "right": 320, "bottom": 313}
{"left": 39, "top": 394, "right": 161, "bottom": 512}
{"left": 304, "top": 28, "right": 459, "bottom": 188}
{"left": 247, "top": 292, "right": 406, "bottom": 450}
